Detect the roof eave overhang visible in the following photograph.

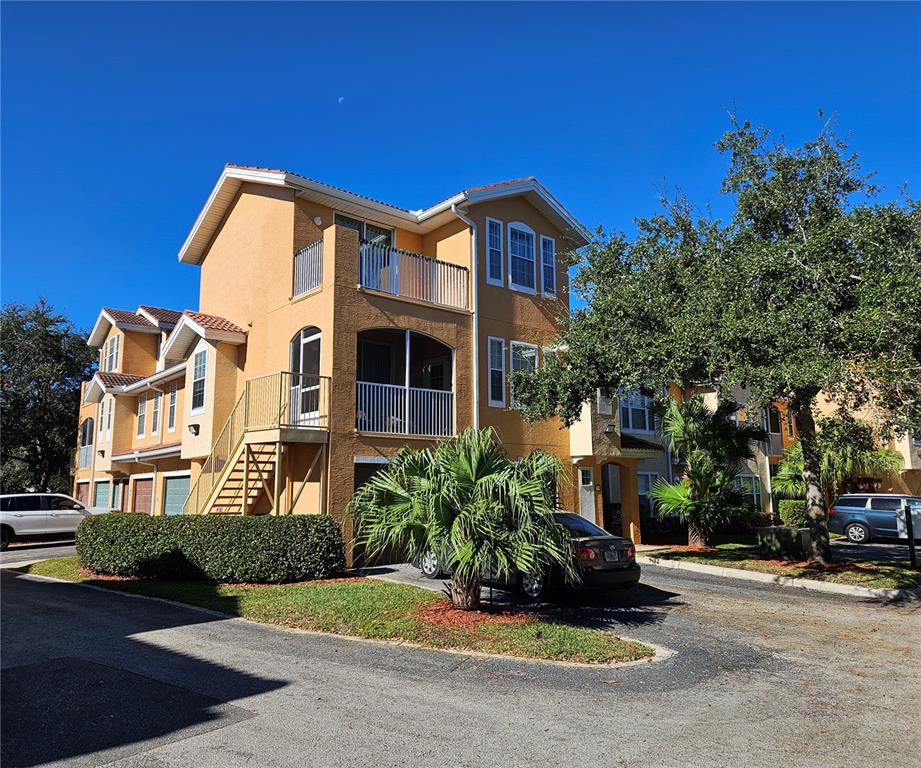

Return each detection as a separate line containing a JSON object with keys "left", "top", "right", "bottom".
{"left": 120, "top": 362, "right": 187, "bottom": 393}
{"left": 160, "top": 315, "right": 246, "bottom": 361}
{"left": 88, "top": 310, "right": 160, "bottom": 347}
{"left": 82, "top": 376, "right": 107, "bottom": 404}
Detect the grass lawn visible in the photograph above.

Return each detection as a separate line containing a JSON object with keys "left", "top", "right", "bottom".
{"left": 18, "top": 557, "right": 654, "bottom": 665}
{"left": 653, "top": 543, "right": 920, "bottom": 589}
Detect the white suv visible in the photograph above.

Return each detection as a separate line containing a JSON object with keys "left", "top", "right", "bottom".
{"left": 0, "top": 493, "right": 93, "bottom": 550}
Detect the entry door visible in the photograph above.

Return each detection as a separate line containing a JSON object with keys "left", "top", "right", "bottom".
{"left": 132, "top": 478, "right": 153, "bottom": 514}
{"left": 290, "top": 329, "right": 321, "bottom": 426}
{"left": 579, "top": 467, "right": 595, "bottom": 523}
{"left": 163, "top": 475, "right": 190, "bottom": 516}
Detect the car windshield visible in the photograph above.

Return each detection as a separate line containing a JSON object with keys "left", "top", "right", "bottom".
{"left": 556, "top": 513, "right": 611, "bottom": 537}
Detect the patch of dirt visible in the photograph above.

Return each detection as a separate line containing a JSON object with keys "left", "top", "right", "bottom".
{"left": 78, "top": 568, "right": 136, "bottom": 581}
{"left": 414, "top": 598, "right": 536, "bottom": 630}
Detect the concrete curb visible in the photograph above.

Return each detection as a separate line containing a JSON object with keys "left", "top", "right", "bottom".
{"left": 636, "top": 555, "right": 921, "bottom": 601}
{"left": 8, "top": 569, "right": 673, "bottom": 670}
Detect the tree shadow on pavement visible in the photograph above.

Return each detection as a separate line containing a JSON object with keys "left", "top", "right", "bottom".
{"left": 1, "top": 572, "right": 286, "bottom": 768}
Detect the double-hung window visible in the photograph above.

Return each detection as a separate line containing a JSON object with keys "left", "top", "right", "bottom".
{"left": 98, "top": 403, "right": 105, "bottom": 440}
{"left": 487, "top": 337, "right": 506, "bottom": 407}
{"left": 486, "top": 218, "right": 503, "bottom": 286}
{"left": 620, "top": 389, "right": 655, "bottom": 432}
{"left": 137, "top": 394, "right": 147, "bottom": 438}
{"left": 151, "top": 392, "right": 161, "bottom": 435}
{"left": 168, "top": 382, "right": 177, "bottom": 432}
{"left": 508, "top": 223, "right": 536, "bottom": 293}
{"left": 509, "top": 341, "right": 538, "bottom": 407}
{"left": 734, "top": 474, "right": 762, "bottom": 510}
{"left": 637, "top": 472, "right": 659, "bottom": 514}
{"left": 103, "top": 335, "right": 120, "bottom": 372}
{"left": 540, "top": 235, "right": 556, "bottom": 295}
{"left": 105, "top": 397, "right": 113, "bottom": 442}
{"left": 191, "top": 351, "right": 207, "bottom": 412}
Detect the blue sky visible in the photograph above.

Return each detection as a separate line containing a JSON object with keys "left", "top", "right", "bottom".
{"left": 2, "top": 1, "right": 918, "bottom": 329}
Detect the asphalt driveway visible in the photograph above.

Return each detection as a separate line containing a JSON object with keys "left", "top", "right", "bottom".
{"left": 0, "top": 539, "right": 76, "bottom": 565}
{"left": 2, "top": 564, "right": 919, "bottom": 768}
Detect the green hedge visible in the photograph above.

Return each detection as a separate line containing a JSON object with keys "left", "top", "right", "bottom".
{"left": 76, "top": 513, "right": 345, "bottom": 583}
{"left": 778, "top": 500, "right": 811, "bottom": 529}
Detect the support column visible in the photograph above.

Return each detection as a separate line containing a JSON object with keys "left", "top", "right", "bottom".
{"left": 242, "top": 445, "right": 250, "bottom": 515}
{"left": 272, "top": 442, "right": 282, "bottom": 514}
{"left": 404, "top": 329, "right": 410, "bottom": 435}
{"left": 618, "top": 460, "right": 643, "bottom": 544}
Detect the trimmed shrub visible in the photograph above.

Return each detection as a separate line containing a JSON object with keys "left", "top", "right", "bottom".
{"left": 778, "top": 500, "right": 811, "bottom": 529}
{"left": 76, "top": 513, "right": 345, "bottom": 583}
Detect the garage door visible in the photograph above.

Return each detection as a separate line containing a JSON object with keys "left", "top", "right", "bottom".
{"left": 132, "top": 478, "right": 153, "bottom": 514}
{"left": 76, "top": 483, "right": 89, "bottom": 504}
{"left": 162, "top": 475, "right": 190, "bottom": 516}
{"left": 94, "top": 481, "right": 110, "bottom": 508}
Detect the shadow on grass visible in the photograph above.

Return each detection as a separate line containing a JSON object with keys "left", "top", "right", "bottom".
{"left": 1, "top": 570, "right": 285, "bottom": 768}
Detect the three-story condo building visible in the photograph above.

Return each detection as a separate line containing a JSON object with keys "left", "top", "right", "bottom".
{"left": 74, "top": 164, "right": 691, "bottom": 547}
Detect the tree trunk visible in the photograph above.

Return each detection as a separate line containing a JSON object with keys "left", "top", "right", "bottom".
{"left": 794, "top": 398, "right": 831, "bottom": 564}
{"left": 687, "top": 523, "right": 709, "bottom": 548}
{"left": 449, "top": 574, "right": 481, "bottom": 611}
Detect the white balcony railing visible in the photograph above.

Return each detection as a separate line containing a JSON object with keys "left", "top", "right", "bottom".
{"left": 359, "top": 241, "right": 469, "bottom": 310}
{"left": 356, "top": 381, "right": 454, "bottom": 437}
{"left": 78, "top": 445, "right": 93, "bottom": 469}
{"left": 293, "top": 239, "right": 323, "bottom": 297}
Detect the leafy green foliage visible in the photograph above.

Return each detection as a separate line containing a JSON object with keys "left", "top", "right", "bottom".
{"left": 76, "top": 513, "right": 345, "bottom": 582}
{"left": 350, "top": 427, "right": 575, "bottom": 610}
{"left": 650, "top": 396, "right": 766, "bottom": 545}
{"left": 1, "top": 300, "right": 97, "bottom": 493}
{"left": 778, "top": 500, "right": 811, "bottom": 529}
{"left": 772, "top": 414, "right": 903, "bottom": 499}
{"left": 513, "top": 114, "right": 921, "bottom": 561}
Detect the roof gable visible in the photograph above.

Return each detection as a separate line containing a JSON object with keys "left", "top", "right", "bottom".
{"left": 88, "top": 308, "right": 160, "bottom": 347}
{"left": 160, "top": 310, "right": 246, "bottom": 361}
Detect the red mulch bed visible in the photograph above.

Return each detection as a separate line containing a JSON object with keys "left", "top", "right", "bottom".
{"left": 414, "top": 598, "right": 536, "bottom": 630}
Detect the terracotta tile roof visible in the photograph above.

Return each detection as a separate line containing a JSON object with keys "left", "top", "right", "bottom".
{"left": 184, "top": 310, "right": 246, "bottom": 335}
{"left": 97, "top": 372, "right": 145, "bottom": 388}
{"left": 621, "top": 434, "right": 663, "bottom": 452}
{"left": 102, "top": 308, "right": 156, "bottom": 328}
{"left": 138, "top": 305, "right": 183, "bottom": 325}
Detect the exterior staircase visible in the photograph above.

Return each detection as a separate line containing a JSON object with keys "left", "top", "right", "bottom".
{"left": 183, "top": 371, "right": 329, "bottom": 515}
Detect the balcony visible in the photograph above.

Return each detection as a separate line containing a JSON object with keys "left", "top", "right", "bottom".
{"left": 355, "top": 329, "right": 455, "bottom": 438}
{"left": 293, "top": 239, "right": 323, "bottom": 298}
{"left": 358, "top": 240, "right": 469, "bottom": 311}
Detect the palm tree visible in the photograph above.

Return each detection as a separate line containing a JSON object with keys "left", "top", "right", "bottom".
{"left": 773, "top": 415, "right": 903, "bottom": 501}
{"left": 650, "top": 396, "right": 767, "bottom": 547}
{"left": 349, "top": 427, "right": 576, "bottom": 611}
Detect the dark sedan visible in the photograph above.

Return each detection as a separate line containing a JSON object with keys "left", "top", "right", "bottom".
{"left": 417, "top": 512, "right": 641, "bottom": 600}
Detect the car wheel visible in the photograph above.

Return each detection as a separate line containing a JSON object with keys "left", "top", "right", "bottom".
{"left": 845, "top": 523, "right": 871, "bottom": 544}
{"left": 520, "top": 572, "right": 548, "bottom": 600}
{"left": 0, "top": 526, "right": 11, "bottom": 551}
{"left": 419, "top": 551, "right": 442, "bottom": 579}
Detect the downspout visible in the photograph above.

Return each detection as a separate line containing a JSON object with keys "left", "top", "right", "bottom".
{"left": 451, "top": 204, "right": 479, "bottom": 429}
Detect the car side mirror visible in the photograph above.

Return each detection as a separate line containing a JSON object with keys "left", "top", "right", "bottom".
{"left": 73, "top": 504, "right": 83, "bottom": 510}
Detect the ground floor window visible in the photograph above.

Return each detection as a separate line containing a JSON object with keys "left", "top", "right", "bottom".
{"left": 637, "top": 472, "right": 658, "bottom": 516}
{"left": 734, "top": 474, "right": 762, "bottom": 510}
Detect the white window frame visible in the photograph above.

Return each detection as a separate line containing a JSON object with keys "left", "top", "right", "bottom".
{"left": 137, "top": 393, "right": 147, "bottom": 438}
{"left": 509, "top": 341, "right": 539, "bottom": 408}
{"left": 103, "top": 334, "right": 120, "bottom": 372}
{"left": 167, "top": 382, "right": 178, "bottom": 432}
{"left": 637, "top": 472, "right": 659, "bottom": 498}
{"left": 620, "top": 389, "right": 656, "bottom": 433}
{"left": 487, "top": 336, "right": 506, "bottom": 408}
{"left": 539, "top": 235, "right": 556, "bottom": 296}
{"left": 191, "top": 350, "right": 207, "bottom": 414}
{"left": 485, "top": 217, "right": 504, "bottom": 287}
{"left": 507, "top": 222, "right": 536, "bottom": 294}
{"left": 97, "top": 402, "right": 105, "bottom": 439}
{"left": 597, "top": 389, "right": 614, "bottom": 416}
{"left": 734, "top": 474, "right": 762, "bottom": 510}
{"left": 105, "top": 396, "right": 113, "bottom": 442}
{"left": 151, "top": 392, "right": 161, "bottom": 436}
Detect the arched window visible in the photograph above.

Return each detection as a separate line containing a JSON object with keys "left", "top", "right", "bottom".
{"left": 289, "top": 328, "right": 321, "bottom": 426}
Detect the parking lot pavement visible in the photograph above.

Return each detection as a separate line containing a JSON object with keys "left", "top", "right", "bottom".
{"left": 0, "top": 540, "right": 76, "bottom": 566}
{"left": 829, "top": 539, "right": 915, "bottom": 563}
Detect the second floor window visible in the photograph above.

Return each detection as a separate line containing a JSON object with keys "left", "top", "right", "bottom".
{"left": 191, "top": 351, "right": 207, "bottom": 412}
{"left": 508, "top": 223, "right": 536, "bottom": 292}
{"left": 597, "top": 390, "right": 614, "bottom": 416}
{"left": 151, "top": 392, "right": 161, "bottom": 435}
{"left": 509, "top": 341, "right": 538, "bottom": 407}
{"left": 137, "top": 394, "right": 147, "bottom": 438}
{"left": 487, "top": 337, "right": 505, "bottom": 407}
{"left": 540, "top": 236, "right": 556, "bottom": 295}
{"left": 105, "top": 397, "right": 113, "bottom": 442}
{"left": 103, "top": 334, "right": 120, "bottom": 372}
{"left": 168, "top": 382, "right": 177, "bottom": 432}
{"left": 620, "top": 389, "right": 655, "bottom": 432}
{"left": 486, "top": 218, "right": 503, "bottom": 286}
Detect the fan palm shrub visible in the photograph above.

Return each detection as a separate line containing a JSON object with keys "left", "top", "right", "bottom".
{"left": 349, "top": 427, "right": 577, "bottom": 611}
{"left": 772, "top": 414, "right": 903, "bottom": 501}
{"left": 650, "top": 396, "right": 767, "bottom": 547}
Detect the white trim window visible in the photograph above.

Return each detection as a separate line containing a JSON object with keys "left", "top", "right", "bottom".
{"left": 103, "top": 334, "right": 120, "bottom": 372}
{"left": 191, "top": 350, "right": 207, "bottom": 413}
{"left": 637, "top": 472, "right": 659, "bottom": 514}
{"left": 97, "top": 402, "right": 105, "bottom": 439}
{"left": 597, "top": 390, "right": 614, "bottom": 416}
{"left": 734, "top": 474, "right": 762, "bottom": 510}
{"left": 105, "top": 397, "right": 113, "bottom": 442}
{"left": 509, "top": 341, "right": 538, "bottom": 407}
{"left": 168, "top": 382, "right": 178, "bottom": 432}
{"left": 137, "top": 394, "right": 147, "bottom": 438}
{"left": 620, "top": 389, "right": 655, "bottom": 433}
{"left": 487, "top": 337, "right": 506, "bottom": 408}
{"left": 540, "top": 235, "right": 556, "bottom": 296}
{"left": 486, "top": 218, "right": 504, "bottom": 286}
{"left": 151, "top": 392, "right": 161, "bottom": 436}
{"left": 507, "top": 222, "right": 536, "bottom": 293}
